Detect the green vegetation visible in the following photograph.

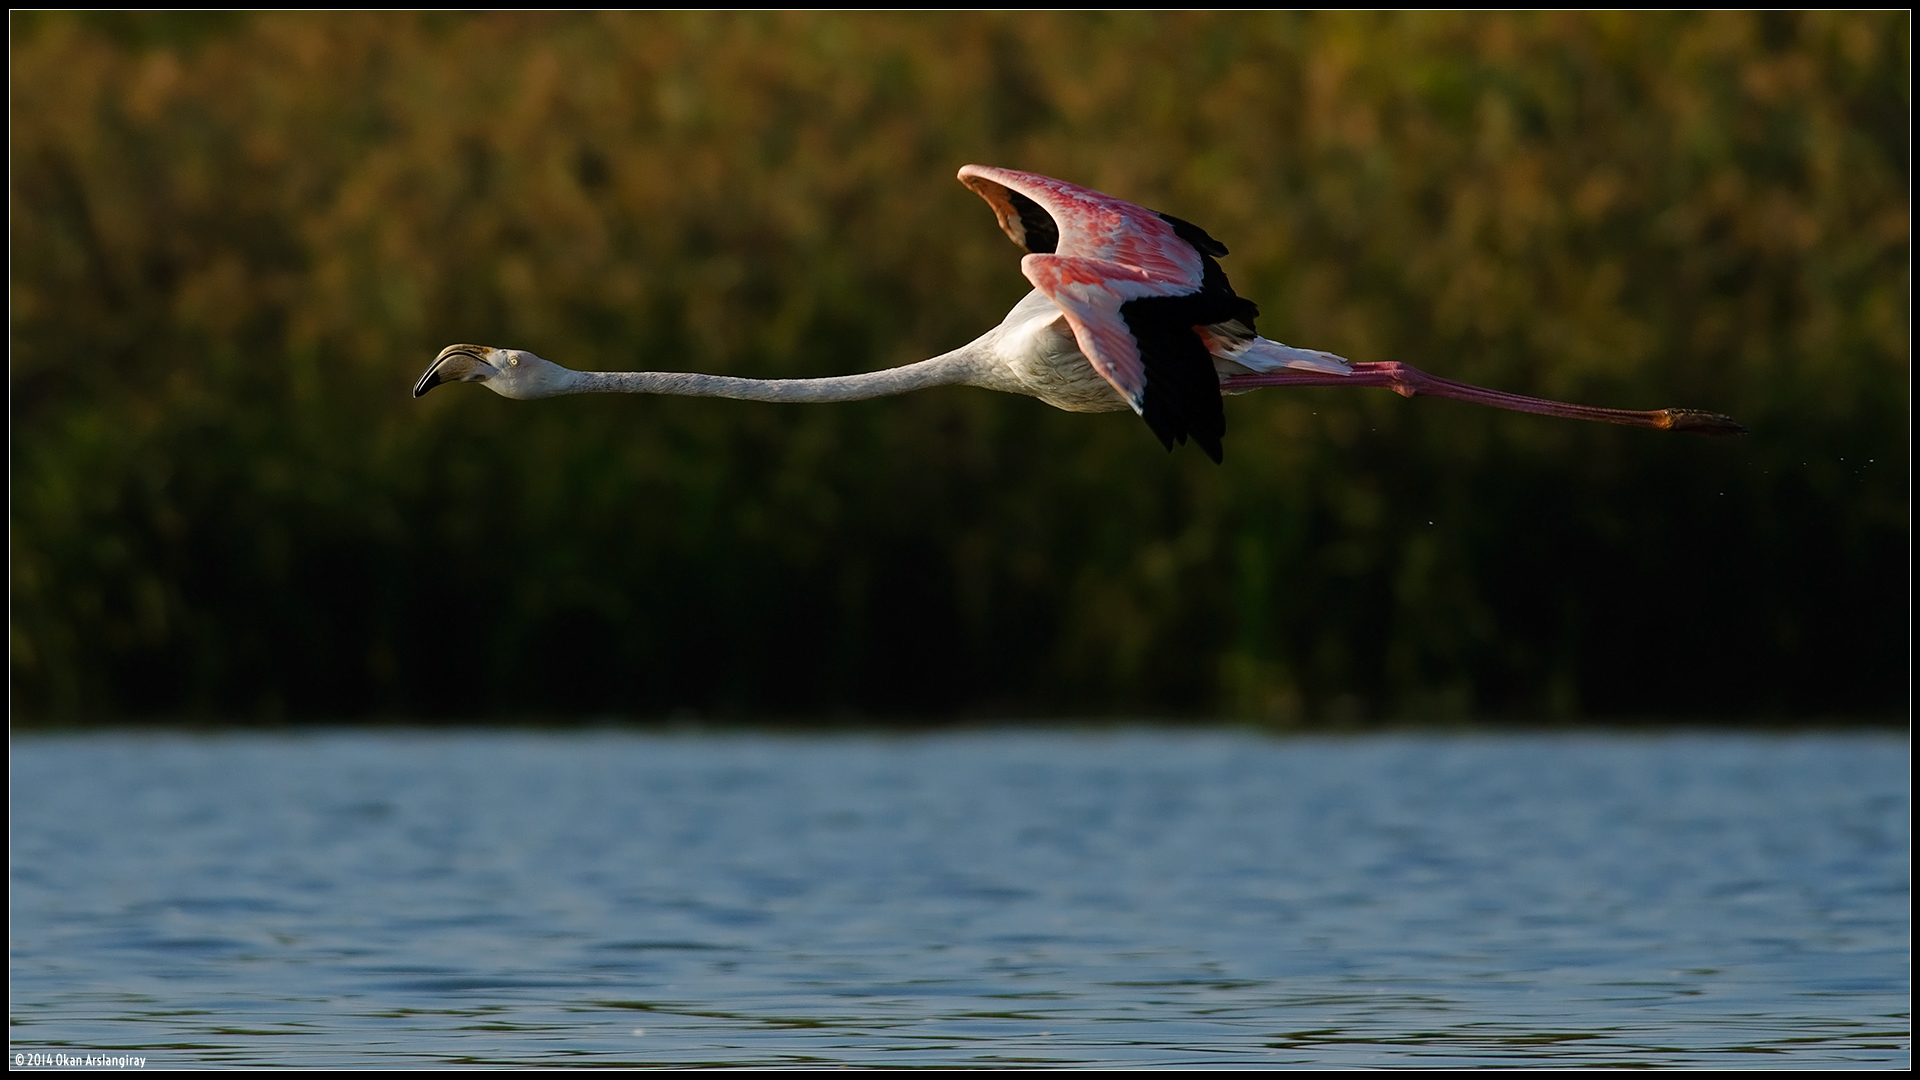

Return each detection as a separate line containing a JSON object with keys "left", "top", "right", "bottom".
{"left": 11, "top": 12, "right": 1908, "bottom": 722}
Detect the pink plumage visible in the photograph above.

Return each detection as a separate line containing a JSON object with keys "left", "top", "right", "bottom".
{"left": 958, "top": 164, "right": 1264, "bottom": 461}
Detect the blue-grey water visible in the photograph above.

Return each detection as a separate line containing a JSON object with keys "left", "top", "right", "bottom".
{"left": 9, "top": 728, "right": 1909, "bottom": 1068}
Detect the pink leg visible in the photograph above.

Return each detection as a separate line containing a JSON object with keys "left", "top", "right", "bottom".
{"left": 1222, "top": 362, "right": 1747, "bottom": 436}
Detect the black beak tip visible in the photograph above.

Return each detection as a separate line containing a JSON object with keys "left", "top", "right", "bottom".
{"left": 413, "top": 369, "right": 443, "bottom": 399}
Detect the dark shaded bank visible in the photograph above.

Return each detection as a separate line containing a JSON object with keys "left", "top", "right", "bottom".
{"left": 11, "top": 12, "right": 1909, "bottom": 724}
{"left": 9, "top": 716, "right": 1909, "bottom": 737}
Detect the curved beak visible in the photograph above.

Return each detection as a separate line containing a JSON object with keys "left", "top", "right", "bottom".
{"left": 414, "top": 345, "right": 494, "bottom": 398}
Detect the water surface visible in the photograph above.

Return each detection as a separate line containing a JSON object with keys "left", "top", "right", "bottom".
{"left": 9, "top": 728, "right": 1909, "bottom": 1067}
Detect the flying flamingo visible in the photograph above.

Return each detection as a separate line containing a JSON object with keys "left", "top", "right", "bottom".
{"left": 414, "top": 165, "right": 1745, "bottom": 461}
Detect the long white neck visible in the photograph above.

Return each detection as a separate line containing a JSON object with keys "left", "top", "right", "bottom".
{"left": 547, "top": 340, "right": 1019, "bottom": 402}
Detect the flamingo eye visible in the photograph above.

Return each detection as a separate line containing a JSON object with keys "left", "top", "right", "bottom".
{"left": 508, "top": 355, "right": 519, "bottom": 367}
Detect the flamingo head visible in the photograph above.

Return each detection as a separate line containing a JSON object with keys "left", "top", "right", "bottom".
{"left": 414, "top": 344, "right": 575, "bottom": 400}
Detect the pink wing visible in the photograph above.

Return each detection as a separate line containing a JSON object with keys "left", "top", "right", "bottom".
{"left": 958, "top": 165, "right": 1208, "bottom": 411}
{"left": 959, "top": 164, "right": 1254, "bottom": 463}
{"left": 1017, "top": 254, "right": 1190, "bottom": 411}
{"left": 958, "top": 164, "right": 1204, "bottom": 289}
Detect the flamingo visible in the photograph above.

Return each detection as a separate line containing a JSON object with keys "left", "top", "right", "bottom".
{"left": 414, "top": 165, "right": 1746, "bottom": 461}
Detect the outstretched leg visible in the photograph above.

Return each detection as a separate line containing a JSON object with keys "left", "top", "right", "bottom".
{"left": 1221, "top": 362, "right": 1747, "bottom": 435}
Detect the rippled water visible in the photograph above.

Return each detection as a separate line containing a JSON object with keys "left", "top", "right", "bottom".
{"left": 9, "top": 728, "right": 1909, "bottom": 1067}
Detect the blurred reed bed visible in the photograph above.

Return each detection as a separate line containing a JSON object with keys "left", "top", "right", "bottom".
{"left": 10, "top": 12, "right": 1908, "bottom": 722}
